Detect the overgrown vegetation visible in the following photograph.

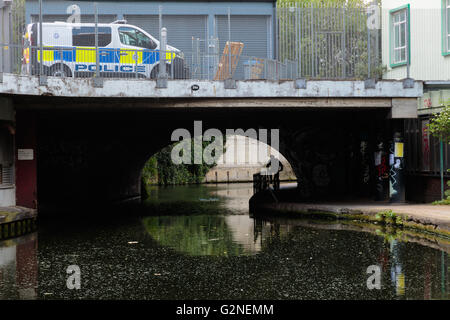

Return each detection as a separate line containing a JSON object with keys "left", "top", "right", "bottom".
{"left": 375, "top": 210, "right": 404, "bottom": 227}
{"left": 374, "top": 227, "right": 403, "bottom": 243}
{"left": 427, "top": 100, "right": 450, "bottom": 142}
{"left": 142, "top": 138, "right": 224, "bottom": 189}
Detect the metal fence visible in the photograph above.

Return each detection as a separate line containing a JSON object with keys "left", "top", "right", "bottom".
{"left": 0, "top": 1, "right": 382, "bottom": 82}
{"left": 277, "top": 2, "right": 381, "bottom": 80}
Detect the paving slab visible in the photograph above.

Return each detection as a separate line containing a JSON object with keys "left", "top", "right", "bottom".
{"left": 0, "top": 206, "right": 37, "bottom": 224}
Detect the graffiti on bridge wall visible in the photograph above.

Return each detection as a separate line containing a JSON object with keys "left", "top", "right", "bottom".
{"left": 281, "top": 127, "right": 339, "bottom": 199}
{"left": 421, "top": 120, "right": 430, "bottom": 172}
{"left": 389, "top": 135, "right": 405, "bottom": 202}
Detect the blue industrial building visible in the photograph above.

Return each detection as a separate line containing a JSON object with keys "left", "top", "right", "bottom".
{"left": 25, "top": 0, "right": 276, "bottom": 59}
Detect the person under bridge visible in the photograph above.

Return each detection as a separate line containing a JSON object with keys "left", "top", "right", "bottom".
{"left": 266, "top": 155, "right": 283, "bottom": 191}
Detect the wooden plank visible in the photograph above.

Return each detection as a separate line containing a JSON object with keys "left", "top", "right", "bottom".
{"left": 214, "top": 42, "right": 244, "bottom": 80}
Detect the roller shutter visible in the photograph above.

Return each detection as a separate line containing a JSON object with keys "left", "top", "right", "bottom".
{"left": 215, "top": 15, "right": 270, "bottom": 79}
{"left": 215, "top": 15, "right": 269, "bottom": 58}
{"left": 31, "top": 14, "right": 117, "bottom": 23}
{"left": 124, "top": 15, "right": 207, "bottom": 54}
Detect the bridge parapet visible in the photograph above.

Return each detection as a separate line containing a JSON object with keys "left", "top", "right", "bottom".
{"left": 0, "top": 74, "right": 423, "bottom": 101}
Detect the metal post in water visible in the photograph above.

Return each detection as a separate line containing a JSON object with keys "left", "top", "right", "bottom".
{"left": 441, "top": 251, "right": 446, "bottom": 297}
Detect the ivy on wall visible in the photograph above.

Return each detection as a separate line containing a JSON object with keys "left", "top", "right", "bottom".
{"left": 142, "top": 138, "right": 225, "bottom": 188}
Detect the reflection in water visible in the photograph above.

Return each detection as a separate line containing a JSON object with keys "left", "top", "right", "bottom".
{"left": 0, "top": 183, "right": 449, "bottom": 299}
{"left": 144, "top": 183, "right": 265, "bottom": 256}
{"left": 143, "top": 215, "right": 251, "bottom": 256}
{"left": 389, "top": 240, "right": 405, "bottom": 296}
{"left": 144, "top": 183, "right": 449, "bottom": 299}
{"left": 0, "top": 233, "right": 38, "bottom": 299}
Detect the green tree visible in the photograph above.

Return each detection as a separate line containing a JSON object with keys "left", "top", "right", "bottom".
{"left": 142, "top": 137, "right": 225, "bottom": 187}
{"left": 428, "top": 100, "right": 450, "bottom": 205}
{"left": 427, "top": 100, "right": 450, "bottom": 142}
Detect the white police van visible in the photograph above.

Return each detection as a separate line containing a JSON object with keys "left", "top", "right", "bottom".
{"left": 23, "top": 20, "right": 188, "bottom": 79}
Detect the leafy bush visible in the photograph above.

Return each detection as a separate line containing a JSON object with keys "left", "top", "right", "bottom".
{"left": 428, "top": 103, "right": 450, "bottom": 204}
{"left": 142, "top": 138, "right": 225, "bottom": 187}
{"left": 428, "top": 101, "right": 450, "bottom": 143}
{"left": 375, "top": 210, "right": 403, "bottom": 226}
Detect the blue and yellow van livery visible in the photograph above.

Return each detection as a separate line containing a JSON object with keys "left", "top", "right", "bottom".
{"left": 24, "top": 21, "right": 185, "bottom": 78}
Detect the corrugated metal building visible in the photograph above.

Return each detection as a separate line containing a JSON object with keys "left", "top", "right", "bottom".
{"left": 25, "top": 0, "right": 276, "bottom": 60}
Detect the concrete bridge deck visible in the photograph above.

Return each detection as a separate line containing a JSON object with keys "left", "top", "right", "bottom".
{"left": 0, "top": 74, "right": 422, "bottom": 100}
{"left": 0, "top": 74, "right": 424, "bottom": 215}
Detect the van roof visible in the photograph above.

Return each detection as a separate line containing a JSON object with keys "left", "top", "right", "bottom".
{"left": 35, "top": 21, "right": 127, "bottom": 27}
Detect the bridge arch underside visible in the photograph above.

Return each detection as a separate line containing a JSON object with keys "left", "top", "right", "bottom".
{"left": 15, "top": 97, "right": 394, "bottom": 214}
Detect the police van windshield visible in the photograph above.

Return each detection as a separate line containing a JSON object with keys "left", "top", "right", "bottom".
{"left": 118, "top": 27, "right": 157, "bottom": 49}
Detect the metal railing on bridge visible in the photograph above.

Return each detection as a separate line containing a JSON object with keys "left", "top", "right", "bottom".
{"left": 0, "top": 1, "right": 383, "bottom": 85}
{"left": 253, "top": 172, "right": 280, "bottom": 195}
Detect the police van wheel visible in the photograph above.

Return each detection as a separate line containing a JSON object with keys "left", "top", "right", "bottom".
{"left": 50, "top": 64, "right": 72, "bottom": 77}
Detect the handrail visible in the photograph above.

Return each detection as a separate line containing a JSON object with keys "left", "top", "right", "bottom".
{"left": 253, "top": 172, "right": 280, "bottom": 194}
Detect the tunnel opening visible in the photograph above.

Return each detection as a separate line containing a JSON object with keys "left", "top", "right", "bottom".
{"left": 141, "top": 133, "right": 297, "bottom": 190}
{"left": 19, "top": 104, "right": 395, "bottom": 216}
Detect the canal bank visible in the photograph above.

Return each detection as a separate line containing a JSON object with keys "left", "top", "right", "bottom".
{"left": 0, "top": 206, "right": 37, "bottom": 239}
{"left": 250, "top": 190, "right": 450, "bottom": 239}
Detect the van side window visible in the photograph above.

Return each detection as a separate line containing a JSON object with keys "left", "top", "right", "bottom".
{"left": 118, "top": 27, "right": 157, "bottom": 49}
{"left": 72, "top": 27, "right": 112, "bottom": 47}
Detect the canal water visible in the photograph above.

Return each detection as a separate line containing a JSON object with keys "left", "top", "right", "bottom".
{"left": 0, "top": 183, "right": 448, "bottom": 300}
